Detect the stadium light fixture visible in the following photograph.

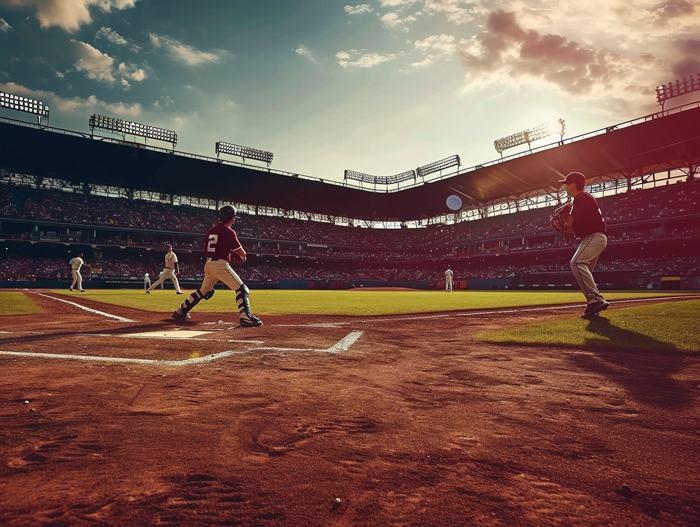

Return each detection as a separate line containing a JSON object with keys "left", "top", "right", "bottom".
{"left": 656, "top": 73, "right": 700, "bottom": 110}
{"left": 344, "top": 169, "right": 417, "bottom": 188}
{"left": 344, "top": 170, "right": 377, "bottom": 185}
{"left": 89, "top": 114, "right": 177, "bottom": 148}
{"left": 494, "top": 120, "right": 565, "bottom": 156}
{"left": 416, "top": 155, "right": 461, "bottom": 179}
{"left": 215, "top": 141, "right": 274, "bottom": 165}
{"left": 0, "top": 90, "right": 50, "bottom": 125}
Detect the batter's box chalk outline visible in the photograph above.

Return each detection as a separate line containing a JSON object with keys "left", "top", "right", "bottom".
{"left": 0, "top": 331, "right": 364, "bottom": 365}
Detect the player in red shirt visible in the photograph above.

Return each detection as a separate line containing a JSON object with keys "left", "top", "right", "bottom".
{"left": 172, "top": 205, "right": 263, "bottom": 327}
{"left": 559, "top": 171, "right": 609, "bottom": 319}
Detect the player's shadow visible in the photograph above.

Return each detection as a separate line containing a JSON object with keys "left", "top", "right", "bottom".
{"left": 565, "top": 317, "right": 691, "bottom": 409}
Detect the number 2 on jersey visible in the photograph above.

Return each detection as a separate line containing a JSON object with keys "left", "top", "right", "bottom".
{"left": 207, "top": 234, "right": 218, "bottom": 253}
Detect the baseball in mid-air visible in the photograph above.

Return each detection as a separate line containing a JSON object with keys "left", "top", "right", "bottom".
{"left": 446, "top": 194, "right": 463, "bottom": 211}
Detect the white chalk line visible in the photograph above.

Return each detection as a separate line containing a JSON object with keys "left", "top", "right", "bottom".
{"left": 27, "top": 291, "right": 135, "bottom": 323}
{"left": 0, "top": 349, "right": 245, "bottom": 366}
{"left": 349, "top": 295, "right": 700, "bottom": 324}
{"left": 0, "top": 331, "right": 364, "bottom": 365}
{"left": 77, "top": 333, "right": 265, "bottom": 344}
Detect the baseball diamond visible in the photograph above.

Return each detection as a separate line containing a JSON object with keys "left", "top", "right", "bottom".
{"left": 1, "top": 10, "right": 700, "bottom": 524}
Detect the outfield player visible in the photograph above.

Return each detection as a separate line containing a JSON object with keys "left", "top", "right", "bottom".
{"left": 172, "top": 205, "right": 263, "bottom": 327}
{"left": 445, "top": 268, "right": 454, "bottom": 292}
{"left": 559, "top": 171, "right": 609, "bottom": 318}
{"left": 144, "top": 272, "right": 151, "bottom": 291}
{"left": 146, "top": 245, "right": 183, "bottom": 294}
{"left": 69, "top": 253, "right": 85, "bottom": 292}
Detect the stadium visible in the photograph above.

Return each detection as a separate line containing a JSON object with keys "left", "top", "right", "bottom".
{"left": 2, "top": 29, "right": 700, "bottom": 527}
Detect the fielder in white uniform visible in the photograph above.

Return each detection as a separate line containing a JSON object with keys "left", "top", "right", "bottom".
{"left": 69, "top": 253, "right": 85, "bottom": 292}
{"left": 144, "top": 272, "right": 151, "bottom": 290}
{"left": 445, "top": 268, "right": 454, "bottom": 292}
{"left": 146, "top": 245, "right": 183, "bottom": 294}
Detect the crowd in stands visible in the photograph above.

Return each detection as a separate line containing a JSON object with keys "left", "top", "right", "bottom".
{"left": 1, "top": 178, "right": 699, "bottom": 283}
{"left": 2, "top": 179, "right": 697, "bottom": 250}
{"left": 2, "top": 252, "right": 698, "bottom": 284}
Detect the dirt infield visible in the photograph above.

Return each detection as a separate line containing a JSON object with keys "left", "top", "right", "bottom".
{"left": 1, "top": 292, "right": 699, "bottom": 526}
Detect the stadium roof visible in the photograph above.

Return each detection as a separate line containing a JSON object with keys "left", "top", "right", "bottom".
{"left": 1, "top": 103, "right": 699, "bottom": 222}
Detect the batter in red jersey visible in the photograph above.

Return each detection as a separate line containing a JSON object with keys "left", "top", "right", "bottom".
{"left": 172, "top": 205, "right": 263, "bottom": 327}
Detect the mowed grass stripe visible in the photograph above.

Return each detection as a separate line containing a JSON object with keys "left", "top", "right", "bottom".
{"left": 46, "top": 289, "right": 695, "bottom": 316}
{"left": 0, "top": 291, "right": 43, "bottom": 316}
{"left": 475, "top": 299, "right": 700, "bottom": 353}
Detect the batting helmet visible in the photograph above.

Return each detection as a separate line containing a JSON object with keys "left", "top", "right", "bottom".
{"left": 219, "top": 205, "right": 237, "bottom": 222}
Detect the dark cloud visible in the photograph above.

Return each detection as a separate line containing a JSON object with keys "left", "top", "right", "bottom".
{"left": 651, "top": 0, "right": 695, "bottom": 24}
{"left": 458, "top": 10, "right": 618, "bottom": 96}
{"left": 671, "top": 57, "right": 700, "bottom": 79}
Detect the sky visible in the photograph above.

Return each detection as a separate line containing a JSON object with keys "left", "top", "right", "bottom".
{"left": 0, "top": 0, "right": 699, "bottom": 185}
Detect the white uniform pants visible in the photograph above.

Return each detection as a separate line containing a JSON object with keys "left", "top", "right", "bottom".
{"left": 200, "top": 260, "right": 243, "bottom": 292}
{"left": 446, "top": 278, "right": 453, "bottom": 292}
{"left": 570, "top": 232, "right": 607, "bottom": 304}
{"left": 147, "top": 268, "right": 181, "bottom": 292}
{"left": 70, "top": 269, "right": 82, "bottom": 290}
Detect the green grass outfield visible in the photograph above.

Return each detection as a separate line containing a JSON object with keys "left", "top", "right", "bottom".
{"left": 44, "top": 288, "right": 697, "bottom": 316}
{"left": 2, "top": 289, "right": 698, "bottom": 352}
{"left": 476, "top": 299, "right": 700, "bottom": 353}
{"left": 0, "top": 292, "right": 43, "bottom": 316}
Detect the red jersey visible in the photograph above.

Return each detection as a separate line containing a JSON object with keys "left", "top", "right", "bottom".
{"left": 203, "top": 222, "right": 242, "bottom": 262}
{"left": 571, "top": 191, "right": 606, "bottom": 239}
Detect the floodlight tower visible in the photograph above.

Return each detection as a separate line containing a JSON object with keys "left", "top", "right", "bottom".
{"left": 215, "top": 141, "right": 274, "bottom": 166}
{"left": 89, "top": 114, "right": 178, "bottom": 149}
{"left": 494, "top": 120, "right": 565, "bottom": 157}
{"left": 656, "top": 73, "right": 700, "bottom": 111}
{"left": 0, "top": 90, "right": 50, "bottom": 126}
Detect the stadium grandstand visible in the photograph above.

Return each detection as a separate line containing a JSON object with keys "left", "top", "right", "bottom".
{"left": 0, "top": 100, "right": 699, "bottom": 291}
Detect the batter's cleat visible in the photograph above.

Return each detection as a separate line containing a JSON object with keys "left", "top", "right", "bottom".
{"left": 69, "top": 288, "right": 73, "bottom": 292}
{"left": 240, "top": 315, "right": 263, "bottom": 328}
{"left": 581, "top": 300, "right": 609, "bottom": 319}
{"left": 176, "top": 291, "right": 184, "bottom": 294}
{"left": 80, "top": 290, "right": 85, "bottom": 292}
{"left": 172, "top": 310, "right": 191, "bottom": 319}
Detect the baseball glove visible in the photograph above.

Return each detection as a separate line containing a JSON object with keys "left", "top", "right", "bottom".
{"left": 549, "top": 203, "right": 574, "bottom": 237}
{"left": 229, "top": 252, "right": 245, "bottom": 265}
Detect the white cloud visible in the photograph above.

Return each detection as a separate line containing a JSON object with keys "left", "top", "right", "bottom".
{"left": 0, "top": 17, "right": 11, "bottom": 31}
{"left": 120, "top": 78, "right": 131, "bottom": 90}
{"left": 0, "top": 81, "right": 142, "bottom": 116}
{"left": 55, "top": 71, "right": 64, "bottom": 78}
{"left": 0, "top": 0, "right": 138, "bottom": 32}
{"left": 153, "top": 95, "right": 173, "bottom": 108}
{"left": 378, "top": 0, "right": 416, "bottom": 7}
{"left": 118, "top": 62, "right": 147, "bottom": 81}
{"left": 344, "top": 4, "right": 373, "bottom": 15}
{"left": 149, "top": 33, "right": 227, "bottom": 66}
{"left": 295, "top": 45, "right": 317, "bottom": 63}
{"left": 71, "top": 40, "right": 115, "bottom": 83}
{"left": 414, "top": 34, "right": 455, "bottom": 55}
{"left": 379, "top": 11, "right": 417, "bottom": 28}
{"left": 95, "top": 26, "right": 127, "bottom": 46}
{"left": 336, "top": 49, "right": 399, "bottom": 68}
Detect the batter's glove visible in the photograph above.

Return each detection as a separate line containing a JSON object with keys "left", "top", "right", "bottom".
{"left": 549, "top": 203, "right": 574, "bottom": 237}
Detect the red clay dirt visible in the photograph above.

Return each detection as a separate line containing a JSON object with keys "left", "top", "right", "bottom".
{"left": 1, "top": 291, "right": 699, "bottom": 526}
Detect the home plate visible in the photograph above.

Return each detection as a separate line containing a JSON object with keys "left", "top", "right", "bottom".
{"left": 123, "top": 330, "right": 212, "bottom": 339}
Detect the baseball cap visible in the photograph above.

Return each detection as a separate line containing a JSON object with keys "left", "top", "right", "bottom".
{"left": 558, "top": 171, "right": 586, "bottom": 189}
{"left": 219, "top": 205, "right": 238, "bottom": 222}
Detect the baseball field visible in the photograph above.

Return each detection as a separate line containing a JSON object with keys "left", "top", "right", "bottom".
{"left": 1, "top": 288, "right": 699, "bottom": 526}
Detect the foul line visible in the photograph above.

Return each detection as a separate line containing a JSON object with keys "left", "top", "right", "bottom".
{"left": 27, "top": 291, "right": 135, "bottom": 323}
{"left": 351, "top": 295, "right": 700, "bottom": 323}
